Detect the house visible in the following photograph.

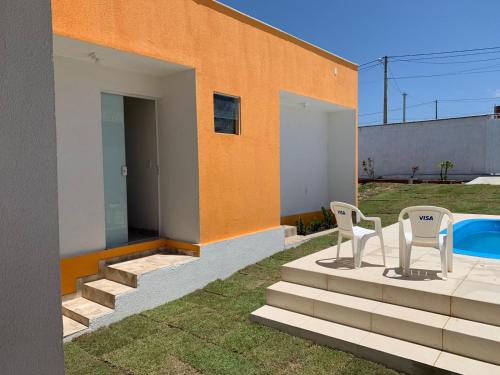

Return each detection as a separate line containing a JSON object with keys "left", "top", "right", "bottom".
{"left": 359, "top": 113, "right": 500, "bottom": 181}
{"left": 50, "top": 0, "right": 358, "bottom": 332}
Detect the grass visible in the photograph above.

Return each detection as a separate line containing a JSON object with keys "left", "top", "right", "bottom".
{"left": 65, "top": 183, "right": 500, "bottom": 375}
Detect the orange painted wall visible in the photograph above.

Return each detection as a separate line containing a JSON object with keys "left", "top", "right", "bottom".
{"left": 51, "top": 0, "right": 358, "bottom": 244}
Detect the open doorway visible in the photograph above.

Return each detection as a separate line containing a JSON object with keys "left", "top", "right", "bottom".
{"left": 124, "top": 97, "right": 159, "bottom": 243}
{"left": 101, "top": 93, "right": 159, "bottom": 248}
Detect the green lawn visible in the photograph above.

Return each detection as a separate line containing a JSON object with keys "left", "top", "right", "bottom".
{"left": 65, "top": 183, "right": 500, "bottom": 375}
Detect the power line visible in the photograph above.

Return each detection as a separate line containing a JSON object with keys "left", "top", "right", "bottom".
{"left": 439, "top": 97, "right": 499, "bottom": 102}
{"left": 359, "top": 58, "right": 381, "bottom": 67}
{"left": 389, "top": 67, "right": 500, "bottom": 80}
{"left": 358, "top": 46, "right": 500, "bottom": 67}
{"left": 388, "top": 46, "right": 500, "bottom": 59}
{"left": 359, "top": 62, "right": 382, "bottom": 72}
{"left": 393, "top": 55, "right": 500, "bottom": 65}
{"left": 387, "top": 64, "right": 403, "bottom": 94}
{"left": 358, "top": 95, "right": 499, "bottom": 117}
{"left": 359, "top": 100, "right": 434, "bottom": 117}
{"left": 391, "top": 50, "right": 500, "bottom": 63}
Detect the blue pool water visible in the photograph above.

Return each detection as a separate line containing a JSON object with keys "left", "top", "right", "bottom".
{"left": 441, "top": 219, "right": 500, "bottom": 259}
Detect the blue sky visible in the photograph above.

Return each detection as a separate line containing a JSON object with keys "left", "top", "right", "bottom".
{"left": 218, "top": 0, "right": 500, "bottom": 125}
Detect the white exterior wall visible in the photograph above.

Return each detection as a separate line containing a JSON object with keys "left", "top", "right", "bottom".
{"left": 280, "top": 103, "right": 356, "bottom": 217}
{"left": 0, "top": 1, "right": 64, "bottom": 372}
{"left": 54, "top": 57, "right": 199, "bottom": 257}
{"left": 486, "top": 118, "right": 500, "bottom": 175}
{"left": 359, "top": 116, "right": 500, "bottom": 180}
{"left": 158, "top": 70, "right": 200, "bottom": 243}
{"left": 327, "top": 110, "right": 357, "bottom": 204}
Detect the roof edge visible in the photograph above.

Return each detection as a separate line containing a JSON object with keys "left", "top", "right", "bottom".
{"left": 199, "top": 0, "right": 358, "bottom": 70}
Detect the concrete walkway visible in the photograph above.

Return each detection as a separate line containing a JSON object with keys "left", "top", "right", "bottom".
{"left": 467, "top": 176, "right": 500, "bottom": 185}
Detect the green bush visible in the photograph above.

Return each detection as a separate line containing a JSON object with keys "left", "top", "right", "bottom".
{"left": 307, "top": 219, "right": 323, "bottom": 234}
{"left": 321, "top": 206, "right": 335, "bottom": 229}
{"left": 295, "top": 217, "right": 306, "bottom": 235}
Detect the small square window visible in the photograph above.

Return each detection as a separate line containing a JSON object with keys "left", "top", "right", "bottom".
{"left": 214, "top": 93, "right": 240, "bottom": 134}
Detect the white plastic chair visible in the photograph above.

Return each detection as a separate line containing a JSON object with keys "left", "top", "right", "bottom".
{"left": 331, "top": 201, "right": 386, "bottom": 268}
{"left": 398, "top": 206, "right": 453, "bottom": 279}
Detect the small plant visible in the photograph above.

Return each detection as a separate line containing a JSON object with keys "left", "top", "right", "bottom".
{"left": 321, "top": 206, "right": 335, "bottom": 229}
{"left": 411, "top": 165, "right": 419, "bottom": 179}
{"left": 307, "top": 219, "right": 323, "bottom": 234}
{"left": 362, "top": 157, "right": 375, "bottom": 179}
{"left": 438, "top": 160, "right": 454, "bottom": 181}
{"left": 296, "top": 217, "right": 306, "bottom": 235}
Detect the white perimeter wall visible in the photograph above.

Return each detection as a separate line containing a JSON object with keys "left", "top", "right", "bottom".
{"left": 359, "top": 116, "right": 500, "bottom": 180}
{"left": 280, "top": 104, "right": 356, "bottom": 217}
{"left": 54, "top": 57, "right": 199, "bottom": 257}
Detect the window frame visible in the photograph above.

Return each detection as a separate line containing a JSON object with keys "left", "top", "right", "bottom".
{"left": 213, "top": 92, "right": 241, "bottom": 135}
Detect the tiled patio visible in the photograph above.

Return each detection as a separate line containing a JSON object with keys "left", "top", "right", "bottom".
{"left": 285, "top": 213, "right": 500, "bottom": 323}
{"left": 252, "top": 213, "right": 500, "bottom": 375}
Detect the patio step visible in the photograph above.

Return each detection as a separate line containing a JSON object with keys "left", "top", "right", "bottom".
{"left": 251, "top": 305, "right": 500, "bottom": 375}
{"left": 282, "top": 225, "right": 297, "bottom": 238}
{"left": 62, "top": 297, "right": 113, "bottom": 326}
{"left": 104, "top": 253, "right": 196, "bottom": 287}
{"left": 62, "top": 252, "right": 198, "bottom": 339}
{"left": 264, "top": 281, "right": 500, "bottom": 366}
{"left": 82, "top": 279, "right": 135, "bottom": 309}
{"left": 62, "top": 315, "right": 87, "bottom": 337}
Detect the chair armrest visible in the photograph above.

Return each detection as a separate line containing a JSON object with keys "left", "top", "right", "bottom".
{"left": 363, "top": 216, "right": 382, "bottom": 231}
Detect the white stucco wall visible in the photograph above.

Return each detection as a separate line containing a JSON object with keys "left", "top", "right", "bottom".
{"left": 486, "top": 118, "right": 500, "bottom": 175}
{"left": 280, "top": 102, "right": 356, "bottom": 216}
{"left": 0, "top": 1, "right": 64, "bottom": 372}
{"left": 359, "top": 116, "right": 500, "bottom": 180}
{"left": 327, "top": 110, "right": 357, "bottom": 204}
{"left": 54, "top": 56, "right": 199, "bottom": 256}
{"left": 158, "top": 70, "right": 200, "bottom": 243}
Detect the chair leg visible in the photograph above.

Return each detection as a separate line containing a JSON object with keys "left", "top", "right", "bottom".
{"left": 378, "top": 233, "right": 386, "bottom": 267}
{"left": 404, "top": 244, "right": 412, "bottom": 276}
{"left": 351, "top": 239, "right": 359, "bottom": 268}
{"left": 336, "top": 234, "right": 342, "bottom": 260}
{"left": 447, "top": 243, "right": 453, "bottom": 273}
{"left": 440, "top": 246, "right": 448, "bottom": 280}
{"left": 399, "top": 240, "right": 404, "bottom": 269}
{"left": 357, "top": 239, "right": 365, "bottom": 268}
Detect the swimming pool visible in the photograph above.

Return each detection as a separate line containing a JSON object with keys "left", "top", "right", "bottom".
{"left": 443, "top": 219, "right": 500, "bottom": 259}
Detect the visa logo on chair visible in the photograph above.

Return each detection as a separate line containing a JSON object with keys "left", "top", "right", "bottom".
{"left": 419, "top": 215, "right": 434, "bottom": 221}
{"left": 337, "top": 210, "right": 346, "bottom": 215}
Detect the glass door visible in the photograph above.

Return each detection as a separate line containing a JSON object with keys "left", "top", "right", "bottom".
{"left": 101, "top": 93, "right": 128, "bottom": 247}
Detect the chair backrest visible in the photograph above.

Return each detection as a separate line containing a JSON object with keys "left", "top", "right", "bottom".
{"left": 331, "top": 201, "right": 359, "bottom": 235}
{"left": 398, "top": 206, "right": 453, "bottom": 245}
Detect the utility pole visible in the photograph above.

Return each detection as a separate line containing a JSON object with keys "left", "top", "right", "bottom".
{"left": 402, "top": 92, "right": 407, "bottom": 123}
{"left": 383, "top": 56, "right": 388, "bottom": 124}
{"left": 435, "top": 100, "right": 438, "bottom": 120}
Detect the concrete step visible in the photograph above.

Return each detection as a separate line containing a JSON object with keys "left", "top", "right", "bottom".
{"left": 82, "top": 279, "right": 135, "bottom": 309}
{"left": 251, "top": 305, "right": 500, "bottom": 375}
{"left": 62, "top": 315, "right": 87, "bottom": 337}
{"left": 266, "top": 281, "right": 500, "bottom": 364}
{"left": 105, "top": 253, "right": 195, "bottom": 287}
{"left": 62, "top": 297, "right": 113, "bottom": 326}
{"left": 282, "top": 225, "right": 297, "bottom": 238}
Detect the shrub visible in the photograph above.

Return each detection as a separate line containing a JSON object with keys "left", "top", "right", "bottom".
{"left": 362, "top": 157, "right": 375, "bottom": 179}
{"left": 321, "top": 206, "right": 335, "bottom": 229}
{"left": 296, "top": 217, "right": 306, "bottom": 235}
{"left": 411, "top": 165, "right": 419, "bottom": 179}
{"left": 438, "top": 160, "right": 454, "bottom": 181}
{"left": 307, "top": 219, "right": 323, "bottom": 234}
